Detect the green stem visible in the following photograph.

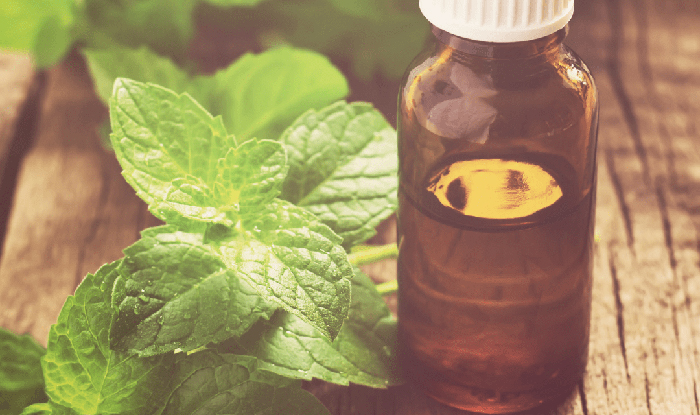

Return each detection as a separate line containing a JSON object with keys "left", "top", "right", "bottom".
{"left": 347, "top": 243, "right": 398, "bottom": 267}
{"left": 375, "top": 279, "right": 398, "bottom": 296}
{"left": 348, "top": 243, "right": 399, "bottom": 296}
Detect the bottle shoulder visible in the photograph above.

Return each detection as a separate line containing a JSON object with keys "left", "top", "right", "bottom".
{"left": 399, "top": 43, "right": 598, "bottom": 142}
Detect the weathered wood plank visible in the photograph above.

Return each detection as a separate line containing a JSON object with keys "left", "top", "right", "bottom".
{"left": 579, "top": 0, "right": 700, "bottom": 414}
{"left": 0, "top": 53, "right": 156, "bottom": 345}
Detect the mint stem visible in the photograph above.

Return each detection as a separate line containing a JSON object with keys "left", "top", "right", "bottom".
{"left": 375, "top": 279, "right": 398, "bottom": 296}
{"left": 347, "top": 243, "right": 398, "bottom": 266}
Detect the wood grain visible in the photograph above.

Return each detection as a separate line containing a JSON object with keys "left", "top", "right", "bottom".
{"left": 0, "top": 53, "right": 157, "bottom": 345}
{"left": 580, "top": 0, "right": 700, "bottom": 414}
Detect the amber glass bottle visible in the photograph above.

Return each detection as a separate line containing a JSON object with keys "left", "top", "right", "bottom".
{"left": 397, "top": 1, "right": 598, "bottom": 413}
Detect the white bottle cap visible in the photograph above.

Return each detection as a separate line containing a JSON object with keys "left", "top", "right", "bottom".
{"left": 419, "top": 0, "right": 574, "bottom": 43}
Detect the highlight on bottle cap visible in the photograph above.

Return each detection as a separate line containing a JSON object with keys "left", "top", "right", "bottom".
{"left": 419, "top": 0, "right": 574, "bottom": 43}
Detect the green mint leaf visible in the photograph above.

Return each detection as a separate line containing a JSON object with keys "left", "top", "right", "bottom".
{"left": 218, "top": 199, "right": 352, "bottom": 340}
{"left": 154, "top": 351, "right": 330, "bottom": 415}
{"left": 0, "top": 0, "right": 74, "bottom": 67}
{"left": 82, "top": 0, "right": 197, "bottom": 60}
{"left": 214, "top": 138, "right": 288, "bottom": 215}
{"left": 110, "top": 226, "right": 276, "bottom": 356}
{"left": 0, "top": 328, "right": 45, "bottom": 393}
{"left": 0, "top": 328, "right": 47, "bottom": 414}
{"left": 223, "top": 268, "right": 401, "bottom": 388}
{"left": 281, "top": 101, "right": 398, "bottom": 249}
{"left": 41, "top": 261, "right": 174, "bottom": 415}
{"left": 84, "top": 46, "right": 213, "bottom": 109}
{"left": 19, "top": 402, "right": 76, "bottom": 415}
{"left": 108, "top": 204, "right": 351, "bottom": 349}
{"left": 109, "top": 93, "right": 227, "bottom": 224}
{"left": 110, "top": 78, "right": 288, "bottom": 225}
{"left": 209, "top": 47, "right": 349, "bottom": 142}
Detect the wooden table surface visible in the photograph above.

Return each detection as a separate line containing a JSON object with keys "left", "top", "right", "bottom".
{"left": 1, "top": 0, "right": 699, "bottom": 413}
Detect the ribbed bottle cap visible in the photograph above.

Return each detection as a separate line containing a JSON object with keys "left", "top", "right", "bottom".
{"left": 419, "top": 0, "right": 574, "bottom": 43}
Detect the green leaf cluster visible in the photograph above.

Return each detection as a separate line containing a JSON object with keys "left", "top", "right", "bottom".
{"left": 0, "top": 0, "right": 197, "bottom": 67}
{"left": 109, "top": 76, "right": 356, "bottom": 340}
{"left": 84, "top": 45, "right": 397, "bottom": 244}
{"left": 84, "top": 45, "right": 349, "bottom": 143}
{"left": 80, "top": 0, "right": 199, "bottom": 59}
{"left": 2, "top": 0, "right": 405, "bottom": 412}
{"left": 2, "top": 76, "right": 400, "bottom": 414}
{"left": 1, "top": 0, "right": 198, "bottom": 67}
{"left": 41, "top": 261, "right": 174, "bottom": 415}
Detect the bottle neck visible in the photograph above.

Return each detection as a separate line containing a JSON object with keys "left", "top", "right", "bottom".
{"left": 431, "top": 25, "right": 568, "bottom": 60}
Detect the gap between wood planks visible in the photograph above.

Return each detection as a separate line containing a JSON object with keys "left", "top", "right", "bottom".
{"left": 0, "top": 66, "right": 45, "bottom": 263}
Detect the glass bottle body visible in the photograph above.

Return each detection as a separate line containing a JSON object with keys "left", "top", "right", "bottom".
{"left": 397, "top": 27, "right": 599, "bottom": 413}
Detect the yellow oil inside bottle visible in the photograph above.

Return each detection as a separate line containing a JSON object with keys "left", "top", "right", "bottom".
{"left": 426, "top": 159, "right": 563, "bottom": 220}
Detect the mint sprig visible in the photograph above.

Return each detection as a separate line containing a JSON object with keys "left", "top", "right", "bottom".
{"left": 109, "top": 78, "right": 294, "bottom": 227}
{"left": 6, "top": 73, "right": 400, "bottom": 413}
{"left": 110, "top": 78, "right": 353, "bottom": 340}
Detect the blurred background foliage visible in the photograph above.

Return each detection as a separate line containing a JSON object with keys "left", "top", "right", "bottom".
{"left": 206, "top": 0, "right": 430, "bottom": 80}
{"left": 1, "top": 0, "right": 431, "bottom": 125}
